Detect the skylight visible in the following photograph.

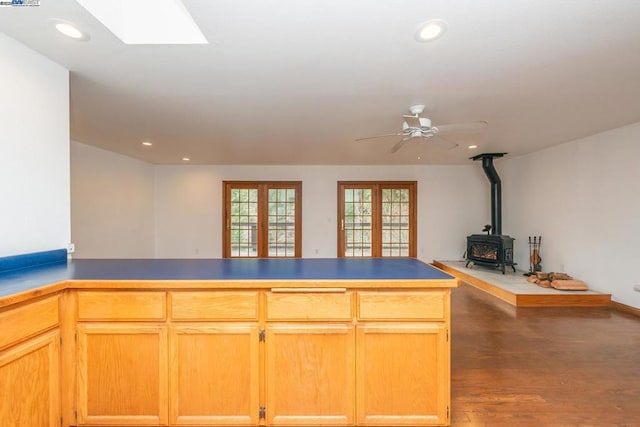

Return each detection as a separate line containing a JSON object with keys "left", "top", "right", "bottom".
{"left": 76, "top": 0, "right": 207, "bottom": 45}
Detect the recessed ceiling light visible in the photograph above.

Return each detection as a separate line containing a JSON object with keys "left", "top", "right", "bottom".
{"left": 51, "top": 20, "right": 90, "bottom": 41}
{"left": 415, "top": 19, "right": 447, "bottom": 42}
{"left": 468, "top": 145, "right": 478, "bottom": 149}
{"left": 141, "top": 141, "right": 153, "bottom": 147}
{"left": 182, "top": 157, "right": 190, "bottom": 162}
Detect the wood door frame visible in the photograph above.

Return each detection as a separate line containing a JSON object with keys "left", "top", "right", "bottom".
{"left": 223, "top": 181, "right": 302, "bottom": 258}
{"left": 337, "top": 181, "right": 417, "bottom": 257}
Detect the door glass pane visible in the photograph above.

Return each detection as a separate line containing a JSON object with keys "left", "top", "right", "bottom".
{"left": 381, "top": 188, "right": 410, "bottom": 257}
{"left": 229, "top": 188, "right": 259, "bottom": 257}
{"left": 268, "top": 188, "right": 296, "bottom": 257}
{"left": 343, "top": 188, "right": 372, "bottom": 257}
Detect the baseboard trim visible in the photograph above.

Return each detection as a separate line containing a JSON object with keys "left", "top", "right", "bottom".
{"left": 611, "top": 300, "right": 640, "bottom": 317}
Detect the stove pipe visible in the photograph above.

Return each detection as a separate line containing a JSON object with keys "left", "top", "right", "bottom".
{"left": 471, "top": 153, "right": 507, "bottom": 235}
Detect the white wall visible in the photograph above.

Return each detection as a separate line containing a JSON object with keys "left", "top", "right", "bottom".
{"left": 71, "top": 141, "right": 155, "bottom": 258}
{"left": 154, "top": 165, "right": 488, "bottom": 262}
{"left": 503, "top": 121, "right": 640, "bottom": 308}
{"left": 0, "top": 34, "right": 70, "bottom": 257}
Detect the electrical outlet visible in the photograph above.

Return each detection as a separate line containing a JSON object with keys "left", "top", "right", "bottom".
{"left": 67, "top": 243, "right": 75, "bottom": 254}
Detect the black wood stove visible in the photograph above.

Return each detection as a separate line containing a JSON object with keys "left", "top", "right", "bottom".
{"left": 466, "top": 153, "right": 516, "bottom": 274}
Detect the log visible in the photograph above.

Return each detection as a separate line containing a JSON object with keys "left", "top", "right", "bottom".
{"left": 551, "top": 280, "right": 588, "bottom": 291}
{"left": 550, "top": 272, "right": 573, "bottom": 281}
{"left": 538, "top": 280, "right": 552, "bottom": 288}
{"left": 536, "top": 272, "right": 550, "bottom": 280}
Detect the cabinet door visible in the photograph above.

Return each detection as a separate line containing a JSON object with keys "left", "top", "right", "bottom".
{"left": 0, "top": 329, "right": 60, "bottom": 427}
{"left": 169, "top": 324, "right": 260, "bottom": 425}
{"left": 76, "top": 323, "right": 168, "bottom": 425}
{"left": 356, "top": 324, "right": 448, "bottom": 426}
{"left": 265, "top": 324, "right": 355, "bottom": 425}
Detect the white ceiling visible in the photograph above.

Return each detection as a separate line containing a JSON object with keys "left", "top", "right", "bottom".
{"left": 2, "top": 0, "right": 640, "bottom": 165}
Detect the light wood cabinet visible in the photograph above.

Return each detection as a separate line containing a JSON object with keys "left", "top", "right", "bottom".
{"left": 265, "top": 323, "right": 355, "bottom": 425}
{"left": 77, "top": 291, "right": 166, "bottom": 321}
{"left": 265, "top": 290, "right": 352, "bottom": 321}
{"left": 356, "top": 323, "right": 448, "bottom": 426}
{"left": 169, "top": 324, "right": 260, "bottom": 425}
{"left": 170, "top": 291, "right": 259, "bottom": 321}
{"left": 264, "top": 290, "right": 356, "bottom": 425}
{"left": 0, "top": 295, "right": 60, "bottom": 349}
{"left": 0, "top": 284, "right": 452, "bottom": 427}
{"left": 75, "top": 290, "right": 168, "bottom": 425}
{"left": 168, "top": 291, "right": 261, "bottom": 425}
{"left": 355, "top": 290, "right": 450, "bottom": 426}
{"left": 0, "top": 329, "right": 60, "bottom": 427}
{"left": 76, "top": 323, "right": 168, "bottom": 425}
{"left": 0, "top": 295, "right": 61, "bottom": 427}
{"left": 357, "top": 291, "right": 446, "bottom": 321}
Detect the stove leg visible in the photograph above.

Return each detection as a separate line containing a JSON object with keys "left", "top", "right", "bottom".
{"left": 512, "top": 265, "right": 516, "bottom": 273}
{"left": 501, "top": 264, "right": 505, "bottom": 274}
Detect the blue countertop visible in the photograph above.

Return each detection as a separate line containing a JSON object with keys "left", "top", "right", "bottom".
{"left": 0, "top": 257, "right": 454, "bottom": 300}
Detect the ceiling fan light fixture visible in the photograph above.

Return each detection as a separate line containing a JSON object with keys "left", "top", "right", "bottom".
{"left": 356, "top": 106, "right": 485, "bottom": 153}
{"left": 403, "top": 117, "right": 432, "bottom": 131}
{"left": 415, "top": 19, "right": 447, "bottom": 42}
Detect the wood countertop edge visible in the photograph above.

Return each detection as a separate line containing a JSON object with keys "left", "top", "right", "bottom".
{"left": 0, "top": 281, "right": 68, "bottom": 309}
{"left": 1, "top": 278, "right": 458, "bottom": 309}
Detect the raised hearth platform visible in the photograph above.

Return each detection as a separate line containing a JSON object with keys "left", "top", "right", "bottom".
{"left": 433, "top": 260, "right": 611, "bottom": 307}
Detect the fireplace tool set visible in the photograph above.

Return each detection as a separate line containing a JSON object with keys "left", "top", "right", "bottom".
{"left": 525, "top": 236, "right": 542, "bottom": 276}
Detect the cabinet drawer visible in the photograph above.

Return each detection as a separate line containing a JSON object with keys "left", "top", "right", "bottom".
{"left": 0, "top": 295, "right": 59, "bottom": 350}
{"left": 170, "top": 291, "right": 259, "bottom": 321}
{"left": 266, "top": 290, "right": 352, "bottom": 320}
{"left": 358, "top": 291, "right": 446, "bottom": 320}
{"left": 77, "top": 291, "right": 166, "bottom": 321}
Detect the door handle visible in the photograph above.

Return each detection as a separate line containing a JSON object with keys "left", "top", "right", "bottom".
{"left": 270, "top": 287, "right": 347, "bottom": 293}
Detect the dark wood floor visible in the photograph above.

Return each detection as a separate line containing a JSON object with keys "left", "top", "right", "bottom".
{"left": 451, "top": 283, "right": 640, "bottom": 427}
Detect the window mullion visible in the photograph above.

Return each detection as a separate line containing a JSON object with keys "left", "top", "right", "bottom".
{"left": 338, "top": 184, "right": 344, "bottom": 257}
{"left": 372, "top": 184, "right": 380, "bottom": 258}
{"left": 258, "top": 184, "right": 267, "bottom": 258}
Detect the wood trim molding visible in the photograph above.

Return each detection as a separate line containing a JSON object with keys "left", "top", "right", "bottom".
{"left": 610, "top": 300, "right": 640, "bottom": 317}
{"left": 337, "top": 181, "right": 417, "bottom": 258}
{"left": 222, "top": 181, "right": 302, "bottom": 258}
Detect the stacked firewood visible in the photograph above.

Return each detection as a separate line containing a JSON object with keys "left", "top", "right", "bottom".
{"left": 527, "top": 272, "right": 589, "bottom": 291}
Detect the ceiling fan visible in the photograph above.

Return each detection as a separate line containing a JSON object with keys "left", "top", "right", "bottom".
{"left": 356, "top": 105, "right": 488, "bottom": 153}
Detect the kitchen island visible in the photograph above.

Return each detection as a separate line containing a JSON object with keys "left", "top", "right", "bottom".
{"left": 0, "top": 252, "right": 457, "bottom": 427}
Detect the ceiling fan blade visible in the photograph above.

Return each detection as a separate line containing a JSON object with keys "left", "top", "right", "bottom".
{"left": 435, "top": 121, "right": 488, "bottom": 134}
{"left": 355, "top": 132, "right": 402, "bottom": 141}
{"left": 431, "top": 134, "right": 459, "bottom": 150}
{"left": 389, "top": 136, "right": 413, "bottom": 154}
{"left": 402, "top": 115, "right": 422, "bottom": 128}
